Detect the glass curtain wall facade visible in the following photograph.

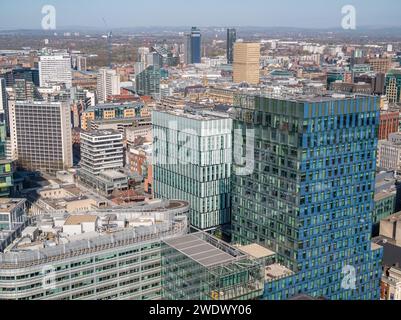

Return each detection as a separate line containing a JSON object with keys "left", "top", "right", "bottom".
{"left": 227, "top": 28, "right": 237, "bottom": 65}
{"left": 231, "top": 93, "right": 383, "bottom": 300}
{"left": 0, "top": 123, "right": 13, "bottom": 197}
{"left": 153, "top": 110, "right": 232, "bottom": 230}
{"left": 190, "top": 27, "right": 201, "bottom": 64}
{"left": 161, "top": 232, "right": 264, "bottom": 300}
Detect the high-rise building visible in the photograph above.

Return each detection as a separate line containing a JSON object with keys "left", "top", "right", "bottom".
{"left": 71, "top": 55, "right": 87, "bottom": 71}
{"left": 0, "top": 78, "right": 8, "bottom": 134}
{"left": 9, "top": 101, "right": 73, "bottom": 174}
{"left": 137, "top": 47, "right": 150, "bottom": 64}
{"left": 96, "top": 68, "right": 121, "bottom": 103}
{"left": 39, "top": 54, "right": 72, "bottom": 88}
{"left": 231, "top": 93, "right": 383, "bottom": 300}
{"left": 135, "top": 65, "right": 161, "bottom": 99}
{"left": 0, "top": 123, "right": 13, "bottom": 197}
{"left": 368, "top": 57, "right": 393, "bottom": 74}
{"left": 153, "top": 109, "right": 232, "bottom": 230}
{"left": 385, "top": 70, "right": 401, "bottom": 104}
{"left": 233, "top": 42, "right": 260, "bottom": 85}
{"left": 184, "top": 27, "right": 202, "bottom": 65}
{"left": 80, "top": 130, "right": 124, "bottom": 176}
{"left": 13, "top": 79, "right": 41, "bottom": 102}
{"left": 227, "top": 28, "right": 237, "bottom": 65}
{"left": 79, "top": 130, "right": 127, "bottom": 195}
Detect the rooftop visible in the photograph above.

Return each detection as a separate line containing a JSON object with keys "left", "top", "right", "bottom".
{"left": 265, "top": 264, "right": 294, "bottom": 281}
{"left": 64, "top": 215, "right": 99, "bottom": 225}
{"left": 238, "top": 244, "right": 275, "bottom": 259}
{"left": 241, "top": 91, "right": 376, "bottom": 104}
{"left": 163, "top": 233, "right": 243, "bottom": 268}
{"left": 154, "top": 109, "right": 229, "bottom": 121}
{"left": 0, "top": 199, "right": 26, "bottom": 212}
{"left": 81, "top": 130, "right": 122, "bottom": 138}
{"left": 375, "top": 190, "right": 397, "bottom": 202}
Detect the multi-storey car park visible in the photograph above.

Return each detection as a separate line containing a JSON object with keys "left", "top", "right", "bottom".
{"left": 0, "top": 200, "right": 189, "bottom": 300}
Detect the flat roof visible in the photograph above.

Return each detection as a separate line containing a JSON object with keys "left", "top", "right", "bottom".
{"left": 154, "top": 109, "right": 228, "bottom": 121}
{"left": 81, "top": 130, "right": 122, "bottom": 137}
{"left": 163, "top": 234, "right": 237, "bottom": 268}
{"left": 375, "top": 190, "right": 396, "bottom": 202}
{"left": 64, "top": 215, "right": 98, "bottom": 225}
{"left": 239, "top": 244, "right": 275, "bottom": 259}
{"left": 265, "top": 264, "right": 294, "bottom": 281}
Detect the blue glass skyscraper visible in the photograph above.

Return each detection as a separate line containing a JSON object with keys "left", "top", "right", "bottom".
{"left": 231, "top": 93, "right": 383, "bottom": 300}
{"left": 189, "top": 27, "right": 201, "bottom": 64}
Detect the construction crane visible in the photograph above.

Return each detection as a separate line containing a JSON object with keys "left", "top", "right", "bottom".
{"left": 102, "top": 18, "right": 113, "bottom": 68}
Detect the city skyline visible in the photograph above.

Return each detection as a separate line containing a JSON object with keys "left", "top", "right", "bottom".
{"left": 1, "top": 0, "right": 401, "bottom": 30}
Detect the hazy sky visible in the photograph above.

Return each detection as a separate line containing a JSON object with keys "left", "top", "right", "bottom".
{"left": 1, "top": 0, "right": 401, "bottom": 30}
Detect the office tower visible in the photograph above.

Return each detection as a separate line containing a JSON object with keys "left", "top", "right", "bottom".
{"left": 227, "top": 28, "right": 237, "bottom": 64}
{"left": 153, "top": 109, "right": 232, "bottom": 230}
{"left": 135, "top": 66, "right": 161, "bottom": 99}
{"left": 231, "top": 93, "right": 382, "bottom": 300}
{"left": 96, "top": 68, "right": 121, "bottom": 103}
{"left": 233, "top": 42, "right": 260, "bottom": 85}
{"left": 385, "top": 70, "right": 401, "bottom": 104}
{"left": 0, "top": 200, "right": 190, "bottom": 300}
{"left": 9, "top": 101, "right": 73, "bottom": 175}
{"left": 184, "top": 27, "right": 202, "bottom": 65}
{"left": 1, "top": 67, "right": 40, "bottom": 87}
{"left": 39, "top": 54, "right": 72, "bottom": 88}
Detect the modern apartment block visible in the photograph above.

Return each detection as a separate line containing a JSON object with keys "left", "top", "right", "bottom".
{"left": 152, "top": 109, "right": 232, "bottom": 230}
{"left": 226, "top": 28, "right": 237, "bottom": 65}
{"left": 80, "top": 102, "right": 144, "bottom": 131}
{"left": 233, "top": 42, "right": 260, "bottom": 85}
{"left": 79, "top": 130, "right": 126, "bottom": 195}
{"left": 96, "top": 68, "right": 121, "bottom": 103}
{"left": 39, "top": 54, "right": 72, "bottom": 88}
{"left": 0, "top": 200, "right": 190, "bottom": 300}
{"left": 231, "top": 93, "right": 383, "bottom": 300}
{"left": 9, "top": 101, "right": 73, "bottom": 175}
{"left": 385, "top": 70, "right": 401, "bottom": 104}
{"left": 0, "top": 78, "right": 8, "bottom": 126}
{"left": 80, "top": 130, "right": 124, "bottom": 176}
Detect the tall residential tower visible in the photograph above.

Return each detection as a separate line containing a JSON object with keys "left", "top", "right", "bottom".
{"left": 227, "top": 28, "right": 237, "bottom": 65}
